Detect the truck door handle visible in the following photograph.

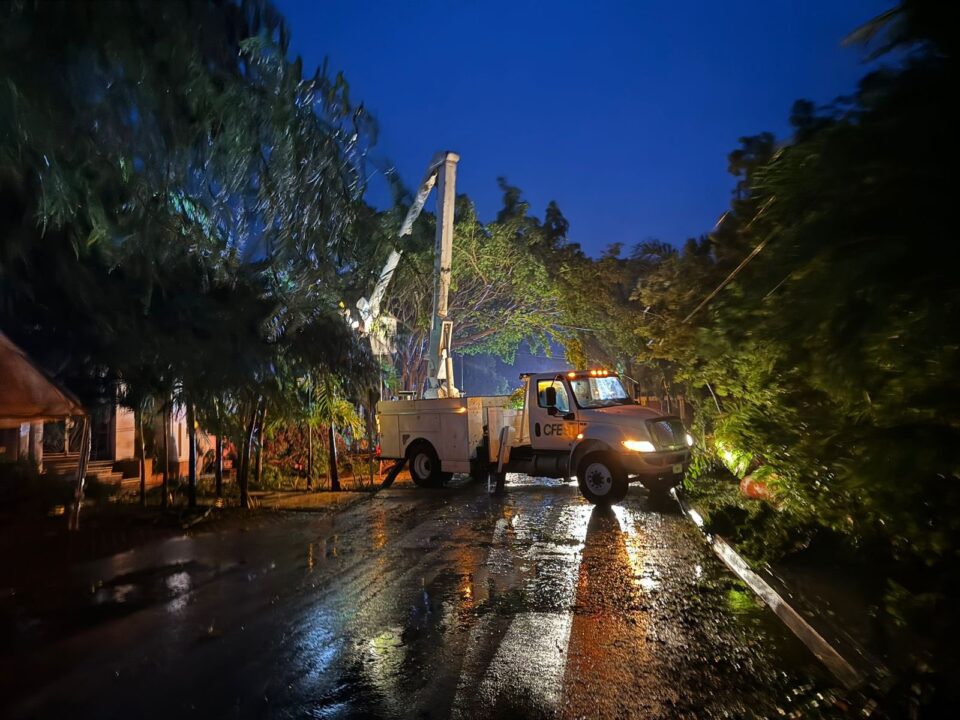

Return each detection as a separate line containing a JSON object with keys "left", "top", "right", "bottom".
{"left": 534, "top": 422, "right": 541, "bottom": 437}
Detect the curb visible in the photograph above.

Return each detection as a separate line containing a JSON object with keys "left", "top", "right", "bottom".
{"left": 251, "top": 490, "right": 378, "bottom": 513}
{"left": 671, "top": 489, "right": 872, "bottom": 689}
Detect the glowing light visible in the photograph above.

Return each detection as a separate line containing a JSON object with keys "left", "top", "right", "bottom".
{"left": 685, "top": 433, "right": 695, "bottom": 447}
{"left": 567, "top": 371, "right": 576, "bottom": 378}
{"left": 688, "top": 508, "right": 705, "bottom": 528}
{"left": 622, "top": 439, "right": 656, "bottom": 453}
{"left": 576, "top": 433, "right": 584, "bottom": 439}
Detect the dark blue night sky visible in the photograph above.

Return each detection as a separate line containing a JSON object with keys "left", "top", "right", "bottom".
{"left": 277, "top": 0, "right": 891, "bottom": 256}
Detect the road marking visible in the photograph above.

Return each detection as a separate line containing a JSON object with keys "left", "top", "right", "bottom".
{"left": 450, "top": 501, "right": 589, "bottom": 718}
{"left": 451, "top": 613, "right": 573, "bottom": 719}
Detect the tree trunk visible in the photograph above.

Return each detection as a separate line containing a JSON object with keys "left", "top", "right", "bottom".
{"left": 238, "top": 425, "right": 249, "bottom": 509}
{"left": 306, "top": 376, "right": 313, "bottom": 490}
{"left": 214, "top": 434, "right": 223, "bottom": 499}
{"left": 306, "top": 422, "right": 313, "bottom": 490}
{"left": 187, "top": 402, "right": 197, "bottom": 508}
{"left": 254, "top": 404, "right": 267, "bottom": 487}
{"left": 328, "top": 422, "right": 340, "bottom": 491}
{"left": 238, "top": 417, "right": 249, "bottom": 509}
{"left": 238, "top": 399, "right": 260, "bottom": 509}
{"left": 68, "top": 416, "right": 91, "bottom": 531}
{"left": 367, "top": 402, "right": 376, "bottom": 486}
{"left": 162, "top": 403, "right": 170, "bottom": 508}
{"left": 136, "top": 407, "right": 146, "bottom": 507}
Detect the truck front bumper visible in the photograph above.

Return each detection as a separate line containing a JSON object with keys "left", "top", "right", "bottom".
{"left": 621, "top": 449, "right": 691, "bottom": 479}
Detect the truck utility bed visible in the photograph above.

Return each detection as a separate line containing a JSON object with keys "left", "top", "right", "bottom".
{"left": 377, "top": 396, "right": 510, "bottom": 473}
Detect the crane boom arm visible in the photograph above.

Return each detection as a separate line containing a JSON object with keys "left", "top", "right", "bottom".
{"left": 425, "top": 152, "right": 459, "bottom": 395}
{"left": 358, "top": 151, "right": 449, "bottom": 325}
{"left": 357, "top": 150, "right": 460, "bottom": 398}
{"left": 399, "top": 151, "right": 447, "bottom": 237}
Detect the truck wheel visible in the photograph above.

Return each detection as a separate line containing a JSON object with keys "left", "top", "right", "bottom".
{"left": 577, "top": 452, "right": 628, "bottom": 505}
{"left": 408, "top": 442, "right": 448, "bottom": 488}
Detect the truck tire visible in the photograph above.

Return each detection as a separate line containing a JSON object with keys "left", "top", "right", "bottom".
{"left": 408, "top": 442, "right": 450, "bottom": 488}
{"left": 577, "top": 452, "right": 628, "bottom": 505}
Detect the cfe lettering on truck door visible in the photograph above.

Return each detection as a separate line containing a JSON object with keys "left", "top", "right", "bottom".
{"left": 530, "top": 378, "right": 579, "bottom": 451}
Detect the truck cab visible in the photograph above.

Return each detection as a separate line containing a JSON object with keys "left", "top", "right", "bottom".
{"left": 516, "top": 370, "right": 693, "bottom": 503}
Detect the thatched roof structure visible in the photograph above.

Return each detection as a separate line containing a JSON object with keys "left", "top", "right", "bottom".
{"left": 0, "top": 331, "right": 85, "bottom": 428}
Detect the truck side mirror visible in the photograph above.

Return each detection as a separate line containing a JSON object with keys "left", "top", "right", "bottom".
{"left": 544, "top": 386, "right": 557, "bottom": 408}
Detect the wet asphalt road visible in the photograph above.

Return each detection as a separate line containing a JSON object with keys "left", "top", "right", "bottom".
{"left": 1, "top": 476, "right": 839, "bottom": 719}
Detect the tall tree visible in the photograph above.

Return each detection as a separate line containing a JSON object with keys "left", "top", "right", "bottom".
{"left": 1, "top": 0, "right": 379, "bottom": 513}
{"left": 382, "top": 193, "right": 560, "bottom": 394}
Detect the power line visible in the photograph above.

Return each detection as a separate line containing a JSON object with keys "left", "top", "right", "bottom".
{"left": 682, "top": 196, "right": 776, "bottom": 324}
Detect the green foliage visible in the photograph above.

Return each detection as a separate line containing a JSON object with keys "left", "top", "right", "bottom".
{"left": 556, "top": 2, "right": 960, "bottom": 696}
{"left": 382, "top": 190, "right": 562, "bottom": 392}
{"left": 556, "top": 1, "right": 960, "bottom": 577}
{"left": 309, "top": 376, "right": 366, "bottom": 440}
{"left": 0, "top": 0, "right": 378, "bottom": 487}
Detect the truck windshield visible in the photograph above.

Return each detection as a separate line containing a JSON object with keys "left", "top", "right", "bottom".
{"left": 569, "top": 376, "right": 633, "bottom": 408}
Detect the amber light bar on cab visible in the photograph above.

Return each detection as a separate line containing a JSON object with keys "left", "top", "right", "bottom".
{"left": 565, "top": 369, "right": 613, "bottom": 379}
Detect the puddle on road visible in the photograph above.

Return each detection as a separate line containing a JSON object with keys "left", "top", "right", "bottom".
{"left": 90, "top": 561, "right": 208, "bottom": 607}
{"left": 2, "top": 559, "right": 226, "bottom": 650}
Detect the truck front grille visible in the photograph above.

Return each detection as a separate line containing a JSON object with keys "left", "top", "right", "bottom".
{"left": 648, "top": 451, "right": 689, "bottom": 467}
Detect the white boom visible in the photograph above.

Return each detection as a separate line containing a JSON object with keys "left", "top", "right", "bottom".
{"left": 424, "top": 151, "right": 459, "bottom": 398}
{"left": 356, "top": 150, "right": 460, "bottom": 398}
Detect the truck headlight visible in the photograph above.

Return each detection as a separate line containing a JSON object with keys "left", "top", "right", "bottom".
{"left": 685, "top": 433, "right": 694, "bottom": 447}
{"left": 623, "top": 439, "right": 656, "bottom": 453}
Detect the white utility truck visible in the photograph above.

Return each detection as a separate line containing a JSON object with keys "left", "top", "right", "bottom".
{"left": 378, "top": 368, "right": 692, "bottom": 504}
{"left": 368, "top": 150, "right": 692, "bottom": 504}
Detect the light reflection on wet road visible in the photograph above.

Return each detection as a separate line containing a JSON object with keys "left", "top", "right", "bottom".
{"left": 1, "top": 476, "right": 840, "bottom": 719}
